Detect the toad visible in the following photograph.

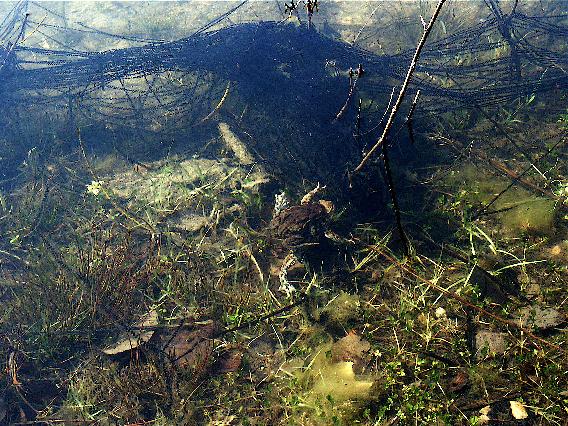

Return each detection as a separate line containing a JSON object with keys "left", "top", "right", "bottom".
{"left": 267, "top": 184, "right": 334, "bottom": 296}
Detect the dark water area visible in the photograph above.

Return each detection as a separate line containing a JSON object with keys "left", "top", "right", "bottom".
{"left": 1, "top": 1, "right": 567, "bottom": 424}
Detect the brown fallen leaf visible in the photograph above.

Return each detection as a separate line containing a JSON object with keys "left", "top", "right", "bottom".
{"left": 161, "top": 321, "right": 218, "bottom": 371}
{"left": 448, "top": 370, "right": 469, "bottom": 393}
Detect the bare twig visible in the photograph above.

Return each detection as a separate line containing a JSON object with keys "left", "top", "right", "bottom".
{"left": 381, "top": 132, "right": 410, "bottom": 256}
{"left": 352, "top": 4, "right": 381, "bottom": 45}
{"left": 406, "top": 90, "right": 420, "bottom": 145}
{"left": 352, "top": 0, "right": 446, "bottom": 174}
{"left": 334, "top": 65, "right": 364, "bottom": 121}
{"left": 200, "top": 81, "right": 230, "bottom": 123}
{"left": 360, "top": 86, "right": 395, "bottom": 139}
{"left": 354, "top": 98, "right": 363, "bottom": 146}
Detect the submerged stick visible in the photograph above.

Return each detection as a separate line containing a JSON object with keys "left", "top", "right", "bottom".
{"left": 381, "top": 129, "right": 410, "bottom": 256}
{"left": 334, "top": 65, "right": 363, "bottom": 121}
{"left": 354, "top": 98, "right": 363, "bottom": 146}
{"left": 352, "top": 0, "right": 446, "bottom": 174}
{"left": 406, "top": 90, "right": 420, "bottom": 145}
{"left": 201, "top": 81, "right": 230, "bottom": 123}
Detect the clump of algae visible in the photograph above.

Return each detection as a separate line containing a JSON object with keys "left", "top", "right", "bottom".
{"left": 310, "top": 349, "right": 373, "bottom": 403}
{"left": 318, "top": 291, "right": 361, "bottom": 334}
{"left": 447, "top": 164, "right": 556, "bottom": 234}
{"left": 282, "top": 341, "right": 374, "bottom": 425}
{"left": 499, "top": 194, "right": 556, "bottom": 233}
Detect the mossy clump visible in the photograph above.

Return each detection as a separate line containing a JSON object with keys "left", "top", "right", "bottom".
{"left": 282, "top": 341, "right": 374, "bottom": 425}
{"left": 310, "top": 350, "right": 373, "bottom": 403}
{"left": 499, "top": 195, "right": 556, "bottom": 234}
{"left": 318, "top": 291, "right": 361, "bottom": 334}
{"left": 446, "top": 164, "right": 557, "bottom": 234}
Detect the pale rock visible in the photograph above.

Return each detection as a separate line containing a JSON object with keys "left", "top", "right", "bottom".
{"left": 510, "top": 401, "right": 528, "bottom": 420}
{"left": 516, "top": 305, "right": 565, "bottom": 330}
{"left": 475, "top": 330, "right": 508, "bottom": 359}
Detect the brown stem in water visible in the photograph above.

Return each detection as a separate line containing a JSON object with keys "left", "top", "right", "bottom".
{"left": 406, "top": 90, "right": 420, "bottom": 145}
{"left": 381, "top": 137, "right": 410, "bottom": 256}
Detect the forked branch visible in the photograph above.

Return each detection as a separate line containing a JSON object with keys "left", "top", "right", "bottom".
{"left": 352, "top": 0, "right": 446, "bottom": 174}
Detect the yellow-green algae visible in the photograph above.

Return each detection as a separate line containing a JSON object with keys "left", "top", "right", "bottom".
{"left": 282, "top": 341, "right": 374, "bottom": 425}
{"left": 310, "top": 351, "right": 373, "bottom": 403}
{"left": 318, "top": 291, "right": 362, "bottom": 333}
{"left": 447, "top": 164, "right": 556, "bottom": 234}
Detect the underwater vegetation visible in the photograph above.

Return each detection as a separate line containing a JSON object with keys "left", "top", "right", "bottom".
{"left": 1, "top": 0, "right": 568, "bottom": 425}
{"left": 445, "top": 164, "right": 557, "bottom": 235}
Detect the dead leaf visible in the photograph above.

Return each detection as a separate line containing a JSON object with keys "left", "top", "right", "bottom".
{"left": 161, "top": 321, "right": 217, "bottom": 371}
{"left": 102, "top": 309, "right": 158, "bottom": 355}
{"left": 448, "top": 370, "right": 469, "bottom": 393}
{"left": 478, "top": 406, "right": 491, "bottom": 424}
{"left": 510, "top": 401, "right": 528, "bottom": 419}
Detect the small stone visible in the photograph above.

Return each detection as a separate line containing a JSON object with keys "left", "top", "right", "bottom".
{"left": 516, "top": 305, "right": 565, "bottom": 330}
{"left": 510, "top": 401, "right": 528, "bottom": 419}
{"left": 475, "top": 330, "right": 509, "bottom": 359}
{"left": 435, "top": 307, "right": 446, "bottom": 318}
